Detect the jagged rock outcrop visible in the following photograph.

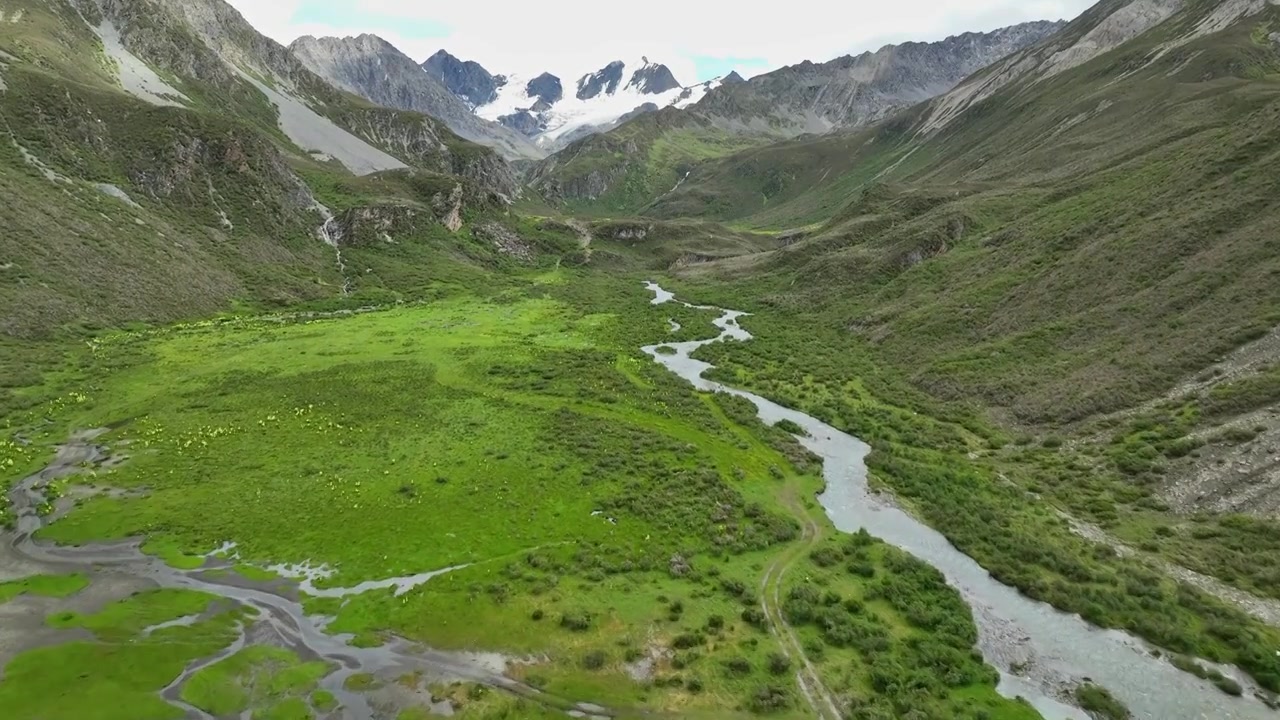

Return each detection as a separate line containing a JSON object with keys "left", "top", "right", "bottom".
{"left": 616, "top": 102, "right": 660, "bottom": 124}
{"left": 525, "top": 73, "right": 563, "bottom": 107}
{"left": 473, "top": 222, "right": 536, "bottom": 262}
{"left": 577, "top": 60, "right": 626, "bottom": 100}
{"left": 422, "top": 49, "right": 504, "bottom": 108}
{"left": 626, "top": 59, "right": 680, "bottom": 94}
{"left": 289, "top": 34, "right": 543, "bottom": 160}
{"left": 498, "top": 110, "right": 544, "bottom": 136}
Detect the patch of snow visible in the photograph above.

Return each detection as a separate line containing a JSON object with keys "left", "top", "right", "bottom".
{"left": 237, "top": 71, "right": 407, "bottom": 176}
{"left": 10, "top": 9, "right": 24, "bottom": 23}
{"left": 669, "top": 170, "right": 691, "bottom": 194}
{"left": 88, "top": 18, "right": 189, "bottom": 107}
{"left": 474, "top": 59, "right": 729, "bottom": 147}
{"left": 94, "top": 183, "right": 141, "bottom": 208}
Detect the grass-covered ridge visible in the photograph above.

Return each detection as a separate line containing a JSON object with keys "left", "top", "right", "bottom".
{"left": 528, "top": 108, "right": 770, "bottom": 216}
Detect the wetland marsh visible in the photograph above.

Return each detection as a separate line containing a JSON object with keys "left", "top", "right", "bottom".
{"left": 0, "top": 273, "right": 1084, "bottom": 719}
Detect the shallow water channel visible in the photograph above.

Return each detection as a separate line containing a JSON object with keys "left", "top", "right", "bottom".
{"left": 5, "top": 433, "right": 600, "bottom": 719}
{"left": 641, "top": 281, "right": 1271, "bottom": 720}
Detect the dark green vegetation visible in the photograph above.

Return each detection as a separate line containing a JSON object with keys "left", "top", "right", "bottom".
{"left": 784, "top": 531, "right": 1040, "bottom": 720}
{"left": 690, "top": 306, "right": 1280, "bottom": 692}
{"left": 0, "top": 573, "right": 89, "bottom": 603}
{"left": 180, "top": 646, "right": 331, "bottom": 717}
{"left": 1074, "top": 684, "right": 1130, "bottom": 720}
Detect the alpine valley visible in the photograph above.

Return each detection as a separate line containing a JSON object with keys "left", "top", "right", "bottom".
{"left": 4, "top": 1, "right": 1280, "bottom": 720}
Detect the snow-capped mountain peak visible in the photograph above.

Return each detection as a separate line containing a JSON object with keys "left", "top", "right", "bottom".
{"left": 428, "top": 52, "right": 737, "bottom": 150}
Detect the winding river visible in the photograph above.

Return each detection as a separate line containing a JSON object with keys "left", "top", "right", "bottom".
{"left": 641, "top": 281, "right": 1270, "bottom": 720}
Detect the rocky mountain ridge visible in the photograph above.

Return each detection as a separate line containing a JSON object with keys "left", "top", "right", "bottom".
{"left": 425, "top": 51, "right": 734, "bottom": 150}
{"left": 694, "top": 20, "right": 1068, "bottom": 135}
{"left": 289, "top": 34, "right": 543, "bottom": 160}
{"left": 421, "top": 48, "right": 503, "bottom": 108}
{"left": 527, "top": 20, "right": 1065, "bottom": 208}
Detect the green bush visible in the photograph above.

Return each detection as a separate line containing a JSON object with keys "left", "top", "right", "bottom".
{"left": 581, "top": 650, "right": 607, "bottom": 670}
{"left": 560, "top": 612, "right": 591, "bottom": 632}
{"left": 1074, "top": 683, "right": 1130, "bottom": 719}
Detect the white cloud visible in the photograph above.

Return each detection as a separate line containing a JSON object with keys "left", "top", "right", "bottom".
{"left": 227, "top": 0, "right": 1096, "bottom": 83}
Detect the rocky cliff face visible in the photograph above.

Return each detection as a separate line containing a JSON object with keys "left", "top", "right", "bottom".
{"left": 576, "top": 60, "right": 626, "bottom": 100}
{"left": 525, "top": 73, "right": 563, "bottom": 107}
{"left": 290, "top": 34, "right": 544, "bottom": 160}
{"left": 626, "top": 60, "right": 680, "bottom": 94}
{"left": 421, "top": 49, "right": 503, "bottom": 108}
{"left": 696, "top": 20, "right": 1066, "bottom": 134}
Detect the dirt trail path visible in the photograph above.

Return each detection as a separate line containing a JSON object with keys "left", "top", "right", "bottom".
{"left": 759, "top": 487, "right": 843, "bottom": 719}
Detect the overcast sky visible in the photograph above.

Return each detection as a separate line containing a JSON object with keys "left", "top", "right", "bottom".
{"left": 228, "top": 0, "right": 1095, "bottom": 84}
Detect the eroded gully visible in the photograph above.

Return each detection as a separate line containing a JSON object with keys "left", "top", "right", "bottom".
{"left": 640, "top": 281, "right": 1273, "bottom": 720}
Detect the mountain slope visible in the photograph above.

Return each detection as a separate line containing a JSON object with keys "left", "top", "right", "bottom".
{"left": 290, "top": 34, "right": 544, "bottom": 161}
{"left": 422, "top": 48, "right": 502, "bottom": 108}
{"left": 0, "top": 0, "right": 554, "bottom": 344}
{"left": 661, "top": 0, "right": 1280, "bottom": 425}
{"left": 528, "top": 21, "right": 1063, "bottom": 212}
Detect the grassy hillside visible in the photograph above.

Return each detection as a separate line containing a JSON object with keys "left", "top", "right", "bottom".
{"left": 0, "top": 0, "right": 575, "bottom": 424}
{"left": 527, "top": 108, "right": 772, "bottom": 216}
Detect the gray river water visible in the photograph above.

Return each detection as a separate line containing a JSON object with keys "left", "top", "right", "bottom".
{"left": 641, "top": 281, "right": 1268, "bottom": 720}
